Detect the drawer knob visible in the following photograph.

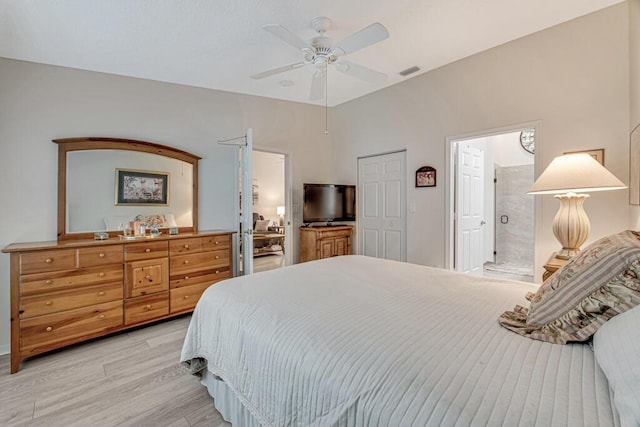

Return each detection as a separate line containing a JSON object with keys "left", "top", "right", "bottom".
{"left": 145, "top": 248, "right": 151, "bottom": 253}
{"left": 145, "top": 275, "right": 153, "bottom": 281}
{"left": 98, "top": 314, "right": 105, "bottom": 320}
{"left": 184, "top": 276, "right": 190, "bottom": 280}
{"left": 184, "top": 295, "right": 190, "bottom": 299}
{"left": 46, "top": 326, "right": 53, "bottom": 332}
{"left": 99, "top": 272, "right": 105, "bottom": 277}
{"left": 99, "top": 253, "right": 106, "bottom": 258}
{"left": 215, "top": 270, "right": 220, "bottom": 274}
{"left": 215, "top": 241, "right": 220, "bottom": 245}
{"left": 184, "top": 260, "right": 189, "bottom": 264}
{"left": 98, "top": 291, "right": 105, "bottom": 296}
{"left": 45, "top": 258, "right": 53, "bottom": 264}
{"left": 145, "top": 304, "right": 152, "bottom": 310}
{"left": 215, "top": 256, "right": 219, "bottom": 260}
{"left": 184, "top": 244, "right": 189, "bottom": 249}
{"left": 45, "top": 280, "right": 52, "bottom": 285}
{"left": 45, "top": 301, "right": 52, "bottom": 306}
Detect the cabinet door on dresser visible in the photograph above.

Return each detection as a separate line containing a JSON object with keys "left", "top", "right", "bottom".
{"left": 334, "top": 237, "right": 349, "bottom": 256}
{"left": 124, "top": 241, "right": 169, "bottom": 325}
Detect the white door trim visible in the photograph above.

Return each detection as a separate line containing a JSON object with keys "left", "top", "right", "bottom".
{"left": 252, "top": 145, "right": 293, "bottom": 267}
{"left": 444, "top": 121, "right": 542, "bottom": 273}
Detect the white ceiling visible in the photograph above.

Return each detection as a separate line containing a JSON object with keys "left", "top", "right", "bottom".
{"left": 0, "top": 0, "right": 624, "bottom": 107}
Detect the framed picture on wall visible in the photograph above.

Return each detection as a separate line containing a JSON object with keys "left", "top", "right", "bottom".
{"left": 416, "top": 166, "right": 436, "bottom": 187}
{"left": 563, "top": 148, "right": 605, "bottom": 165}
{"left": 116, "top": 169, "right": 169, "bottom": 205}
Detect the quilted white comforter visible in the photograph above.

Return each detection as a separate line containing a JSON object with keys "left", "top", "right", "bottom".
{"left": 181, "top": 255, "right": 616, "bottom": 426}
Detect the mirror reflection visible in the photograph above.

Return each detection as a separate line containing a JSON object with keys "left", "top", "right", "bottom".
{"left": 66, "top": 150, "right": 193, "bottom": 233}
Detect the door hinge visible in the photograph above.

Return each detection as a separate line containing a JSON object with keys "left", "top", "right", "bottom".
{"left": 493, "top": 178, "right": 497, "bottom": 184}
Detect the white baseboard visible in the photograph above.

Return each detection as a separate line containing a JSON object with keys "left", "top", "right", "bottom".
{"left": 0, "top": 344, "right": 9, "bottom": 356}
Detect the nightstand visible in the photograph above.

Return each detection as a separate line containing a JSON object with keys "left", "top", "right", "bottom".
{"left": 542, "top": 254, "right": 570, "bottom": 281}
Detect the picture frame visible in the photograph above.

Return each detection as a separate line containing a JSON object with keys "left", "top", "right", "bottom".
{"left": 416, "top": 166, "right": 436, "bottom": 188}
{"left": 563, "top": 148, "right": 605, "bottom": 165}
{"left": 116, "top": 169, "right": 169, "bottom": 206}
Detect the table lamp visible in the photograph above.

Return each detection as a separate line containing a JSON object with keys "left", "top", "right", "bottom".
{"left": 277, "top": 205, "right": 285, "bottom": 226}
{"left": 529, "top": 153, "right": 626, "bottom": 259}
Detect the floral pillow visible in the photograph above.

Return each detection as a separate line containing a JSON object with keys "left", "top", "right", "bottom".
{"left": 499, "top": 230, "right": 640, "bottom": 344}
{"left": 133, "top": 213, "right": 177, "bottom": 228}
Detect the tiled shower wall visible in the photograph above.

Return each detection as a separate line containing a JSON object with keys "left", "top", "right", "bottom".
{"left": 495, "top": 165, "right": 534, "bottom": 271}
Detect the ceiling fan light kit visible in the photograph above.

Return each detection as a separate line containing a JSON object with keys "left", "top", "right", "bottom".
{"left": 251, "top": 17, "right": 389, "bottom": 101}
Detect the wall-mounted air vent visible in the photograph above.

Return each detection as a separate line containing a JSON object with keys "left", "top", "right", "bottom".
{"left": 399, "top": 66, "right": 420, "bottom": 76}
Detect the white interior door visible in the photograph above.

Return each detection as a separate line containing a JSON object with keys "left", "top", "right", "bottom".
{"left": 241, "top": 128, "right": 254, "bottom": 275}
{"left": 358, "top": 151, "right": 406, "bottom": 261}
{"left": 455, "top": 143, "right": 485, "bottom": 274}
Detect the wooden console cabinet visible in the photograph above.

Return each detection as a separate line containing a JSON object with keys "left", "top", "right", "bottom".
{"left": 2, "top": 230, "right": 234, "bottom": 373}
{"left": 299, "top": 225, "right": 353, "bottom": 262}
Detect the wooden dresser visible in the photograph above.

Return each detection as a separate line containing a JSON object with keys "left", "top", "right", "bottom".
{"left": 2, "top": 230, "right": 234, "bottom": 373}
{"left": 299, "top": 225, "right": 353, "bottom": 262}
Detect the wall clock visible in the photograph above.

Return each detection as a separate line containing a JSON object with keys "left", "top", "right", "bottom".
{"left": 520, "top": 129, "right": 535, "bottom": 154}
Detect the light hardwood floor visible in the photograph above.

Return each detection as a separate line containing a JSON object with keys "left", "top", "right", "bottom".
{"left": 0, "top": 316, "right": 230, "bottom": 427}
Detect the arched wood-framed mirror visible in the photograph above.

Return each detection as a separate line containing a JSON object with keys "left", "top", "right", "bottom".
{"left": 55, "top": 137, "right": 200, "bottom": 240}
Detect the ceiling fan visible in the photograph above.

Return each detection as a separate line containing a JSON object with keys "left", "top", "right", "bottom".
{"left": 251, "top": 17, "right": 389, "bottom": 100}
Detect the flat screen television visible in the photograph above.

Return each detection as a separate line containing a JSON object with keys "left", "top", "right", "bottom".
{"left": 303, "top": 183, "right": 356, "bottom": 223}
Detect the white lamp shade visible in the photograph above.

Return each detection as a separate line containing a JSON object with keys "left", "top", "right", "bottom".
{"left": 529, "top": 153, "right": 626, "bottom": 195}
{"left": 276, "top": 206, "right": 285, "bottom": 216}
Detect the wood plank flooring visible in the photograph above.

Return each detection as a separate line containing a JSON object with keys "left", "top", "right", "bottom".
{"left": 0, "top": 315, "right": 230, "bottom": 427}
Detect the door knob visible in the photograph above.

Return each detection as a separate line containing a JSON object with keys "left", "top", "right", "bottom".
{"left": 480, "top": 220, "right": 486, "bottom": 226}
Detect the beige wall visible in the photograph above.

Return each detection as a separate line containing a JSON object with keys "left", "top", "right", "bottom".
{"left": 0, "top": 58, "right": 332, "bottom": 353}
{"left": 332, "top": 4, "right": 630, "bottom": 276}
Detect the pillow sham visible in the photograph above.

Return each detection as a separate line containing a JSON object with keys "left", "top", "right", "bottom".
{"left": 499, "top": 230, "right": 640, "bottom": 344}
{"left": 255, "top": 219, "right": 270, "bottom": 232}
{"left": 593, "top": 304, "right": 640, "bottom": 427}
{"left": 133, "top": 213, "right": 177, "bottom": 228}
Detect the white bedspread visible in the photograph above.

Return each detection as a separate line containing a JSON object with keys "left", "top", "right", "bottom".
{"left": 181, "top": 255, "right": 617, "bottom": 426}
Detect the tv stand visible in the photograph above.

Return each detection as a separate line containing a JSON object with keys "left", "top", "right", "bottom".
{"left": 299, "top": 225, "right": 353, "bottom": 262}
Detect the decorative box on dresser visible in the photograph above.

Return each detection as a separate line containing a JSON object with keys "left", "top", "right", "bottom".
{"left": 299, "top": 225, "right": 353, "bottom": 262}
{"left": 2, "top": 231, "right": 234, "bottom": 373}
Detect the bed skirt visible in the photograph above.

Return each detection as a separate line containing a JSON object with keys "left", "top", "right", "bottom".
{"left": 201, "top": 369, "right": 262, "bottom": 426}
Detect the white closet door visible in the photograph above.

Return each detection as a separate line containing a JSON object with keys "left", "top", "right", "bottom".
{"left": 358, "top": 151, "right": 406, "bottom": 261}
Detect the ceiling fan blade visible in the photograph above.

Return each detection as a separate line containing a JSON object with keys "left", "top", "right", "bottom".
{"left": 251, "top": 62, "right": 305, "bottom": 80}
{"left": 333, "top": 22, "right": 389, "bottom": 56}
{"left": 309, "top": 70, "right": 326, "bottom": 100}
{"left": 263, "top": 24, "right": 313, "bottom": 51}
{"left": 334, "top": 60, "right": 387, "bottom": 83}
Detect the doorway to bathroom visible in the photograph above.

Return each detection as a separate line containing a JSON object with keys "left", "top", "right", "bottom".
{"left": 447, "top": 126, "right": 538, "bottom": 282}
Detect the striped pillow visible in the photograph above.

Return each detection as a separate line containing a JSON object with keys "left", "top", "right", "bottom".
{"left": 499, "top": 230, "right": 640, "bottom": 344}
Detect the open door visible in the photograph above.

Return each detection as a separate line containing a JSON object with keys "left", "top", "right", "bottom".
{"left": 455, "top": 143, "right": 485, "bottom": 274}
{"left": 241, "top": 128, "right": 254, "bottom": 275}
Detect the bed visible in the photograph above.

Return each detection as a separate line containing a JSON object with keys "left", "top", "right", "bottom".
{"left": 180, "top": 251, "right": 640, "bottom": 426}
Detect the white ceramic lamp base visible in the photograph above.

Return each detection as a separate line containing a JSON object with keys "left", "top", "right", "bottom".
{"left": 552, "top": 192, "right": 590, "bottom": 259}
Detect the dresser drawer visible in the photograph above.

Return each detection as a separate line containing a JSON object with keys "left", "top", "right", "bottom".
{"left": 170, "top": 282, "right": 213, "bottom": 314}
{"left": 125, "top": 241, "right": 169, "bottom": 261}
{"left": 125, "top": 292, "right": 169, "bottom": 325}
{"left": 20, "top": 282, "right": 123, "bottom": 319}
{"left": 170, "top": 250, "right": 230, "bottom": 276}
{"left": 21, "top": 249, "right": 76, "bottom": 275}
{"left": 20, "top": 265, "right": 123, "bottom": 296}
{"left": 78, "top": 245, "right": 123, "bottom": 268}
{"left": 202, "top": 234, "right": 230, "bottom": 251}
{"left": 316, "top": 229, "right": 352, "bottom": 240}
{"left": 169, "top": 238, "right": 203, "bottom": 255}
{"left": 125, "top": 258, "right": 169, "bottom": 298}
{"left": 20, "top": 300, "right": 123, "bottom": 352}
{"left": 170, "top": 266, "right": 231, "bottom": 289}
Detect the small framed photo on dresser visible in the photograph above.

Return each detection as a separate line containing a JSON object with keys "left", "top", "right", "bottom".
{"left": 416, "top": 166, "right": 436, "bottom": 187}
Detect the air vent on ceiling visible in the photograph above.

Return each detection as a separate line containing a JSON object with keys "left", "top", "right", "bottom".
{"left": 399, "top": 66, "right": 420, "bottom": 76}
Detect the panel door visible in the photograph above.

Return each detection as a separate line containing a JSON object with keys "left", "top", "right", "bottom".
{"left": 455, "top": 144, "right": 485, "bottom": 274}
{"left": 357, "top": 151, "right": 406, "bottom": 261}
